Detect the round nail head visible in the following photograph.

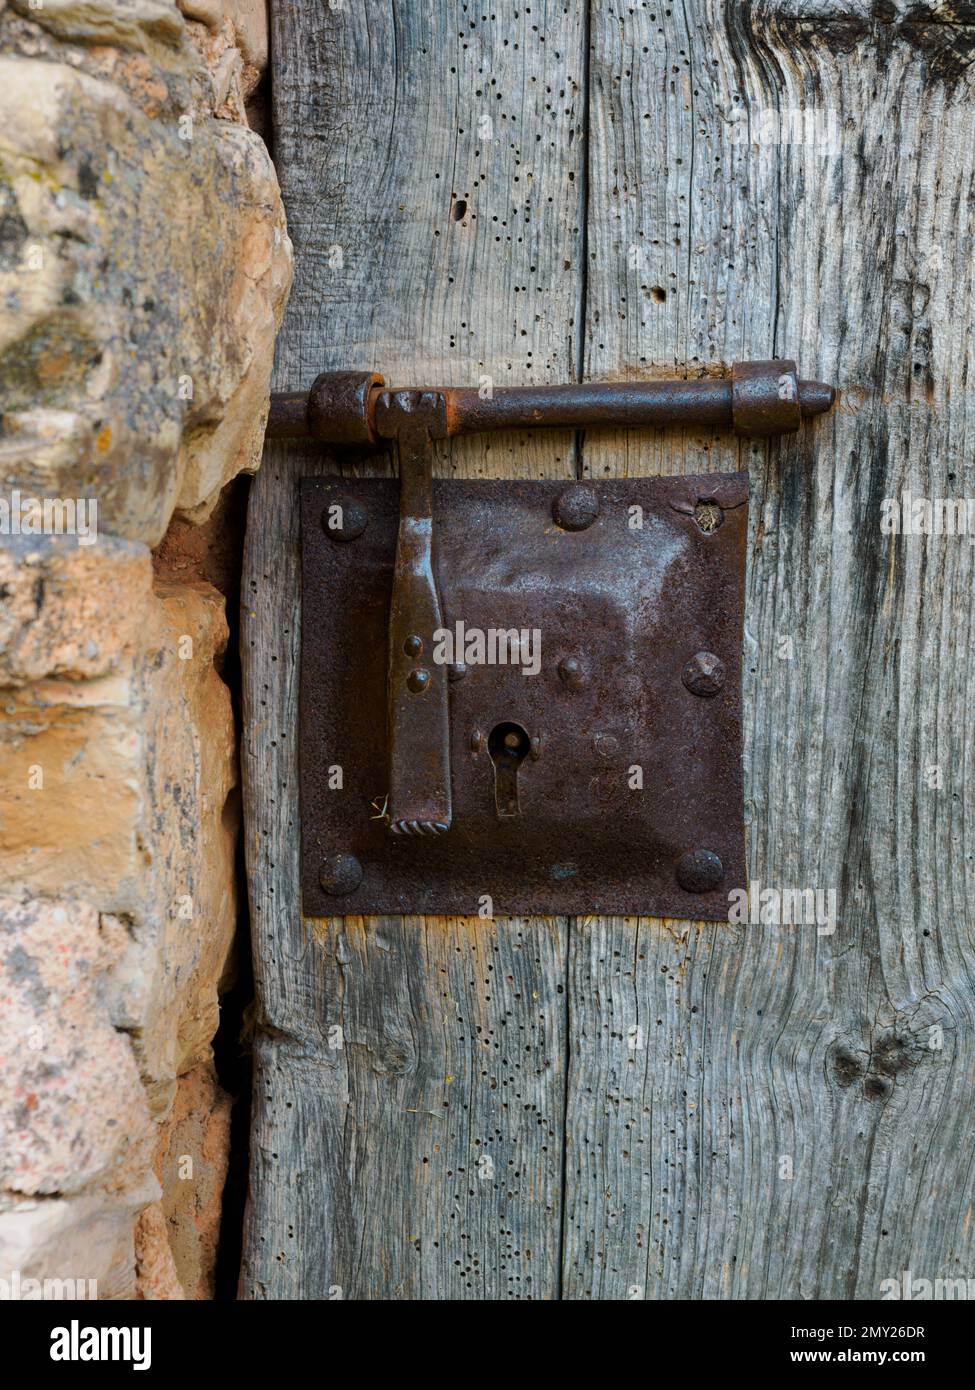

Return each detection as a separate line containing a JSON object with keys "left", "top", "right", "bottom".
{"left": 558, "top": 656, "right": 586, "bottom": 690}
{"left": 404, "top": 634, "right": 423, "bottom": 657}
{"left": 676, "top": 848, "right": 724, "bottom": 894}
{"left": 682, "top": 651, "right": 726, "bottom": 697}
{"left": 553, "top": 484, "right": 599, "bottom": 532}
{"left": 323, "top": 497, "right": 368, "bottom": 542}
{"left": 319, "top": 852, "right": 363, "bottom": 896}
{"left": 447, "top": 661, "right": 467, "bottom": 682}
{"left": 407, "top": 667, "right": 430, "bottom": 693}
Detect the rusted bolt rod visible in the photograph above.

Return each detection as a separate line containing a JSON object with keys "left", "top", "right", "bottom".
{"left": 265, "top": 360, "right": 835, "bottom": 444}
{"left": 441, "top": 375, "right": 834, "bottom": 436}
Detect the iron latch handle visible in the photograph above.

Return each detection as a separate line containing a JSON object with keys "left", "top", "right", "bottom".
{"left": 377, "top": 396, "right": 452, "bottom": 836}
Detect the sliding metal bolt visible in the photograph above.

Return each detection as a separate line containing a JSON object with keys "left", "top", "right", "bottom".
{"left": 268, "top": 361, "right": 835, "bottom": 445}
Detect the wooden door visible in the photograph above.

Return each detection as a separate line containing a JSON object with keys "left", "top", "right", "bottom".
{"left": 240, "top": 1, "right": 975, "bottom": 1299}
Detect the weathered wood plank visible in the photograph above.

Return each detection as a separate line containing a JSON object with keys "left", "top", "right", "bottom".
{"left": 240, "top": 0, "right": 588, "bottom": 1298}
{"left": 562, "top": 0, "right": 975, "bottom": 1298}
{"left": 246, "top": 0, "right": 975, "bottom": 1300}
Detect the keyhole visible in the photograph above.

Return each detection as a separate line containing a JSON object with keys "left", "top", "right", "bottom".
{"left": 488, "top": 722, "right": 530, "bottom": 818}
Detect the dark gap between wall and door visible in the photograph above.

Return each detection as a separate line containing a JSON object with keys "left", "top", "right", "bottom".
{"left": 153, "top": 473, "right": 256, "bottom": 1301}
{"left": 208, "top": 10, "right": 280, "bottom": 1303}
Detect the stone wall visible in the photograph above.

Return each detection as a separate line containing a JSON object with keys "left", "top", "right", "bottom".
{"left": 0, "top": 0, "right": 292, "bottom": 1298}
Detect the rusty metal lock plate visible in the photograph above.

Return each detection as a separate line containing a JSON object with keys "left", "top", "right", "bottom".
{"left": 299, "top": 474, "right": 747, "bottom": 920}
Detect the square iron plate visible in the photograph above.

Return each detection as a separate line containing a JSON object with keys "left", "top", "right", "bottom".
{"left": 299, "top": 474, "right": 747, "bottom": 919}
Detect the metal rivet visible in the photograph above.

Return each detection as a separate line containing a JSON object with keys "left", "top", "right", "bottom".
{"left": 322, "top": 497, "right": 368, "bottom": 542}
{"left": 407, "top": 667, "right": 430, "bottom": 693}
{"left": 404, "top": 634, "right": 423, "bottom": 657}
{"left": 676, "top": 848, "right": 724, "bottom": 893}
{"left": 553, "top": 483, "right": 599, "bottom": 532}
{"left": 470, "top": 727, "right": 484, "bottom": 753}
{"left": 447, "top": 661, "right": 467, "bottom": 682}
{"left": 558, "top": 656, "right": 586, "bottom": 690}
{"left": 319, "top": 852, "right": 363, "bottom": 895}
{"left": 530, "top": 733, "right": 543, "bottom": 760}
{"left": 682, "top": 651, "right": 726, "bottom": 697}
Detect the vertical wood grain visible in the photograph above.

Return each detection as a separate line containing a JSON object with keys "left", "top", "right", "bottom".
{"left": 562, "top": 0, "right": 975, "bottom": 1298}
{"left": 240, "top": 0, "right": 587, "bottom": 1299}
{"left": 247, "top": 0, "right": 975, "bottom": 1299}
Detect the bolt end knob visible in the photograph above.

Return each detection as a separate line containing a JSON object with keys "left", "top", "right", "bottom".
{"left": 798, "top": 378, "right": 836, "bottom": 418}
{"left": 731, "top": 360, "right": 836, "bottom": 437}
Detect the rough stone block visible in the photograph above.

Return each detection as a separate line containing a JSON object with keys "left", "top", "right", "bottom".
{"left": 154, "top": 1062, "right": 232, "bottom": 1298}
{"left": 0, "top": 24, "right": 292, "bottom": 543}
{"left": 0, "top": 1184, "right": 158, "bottom": 1300}
{"left": 0, "top": 898, "right": 156, "bottom": 1198}
{"left": 0, "top": 0, "right": 287, "bottom": 1298}
{"left": 0, "top": 578, "right": 238, "bottom": 1114}
{"left": 0, "top": 536, "right": 153, "bottom": 686}
{"left": 135, "top": 1200, "right": 186, "bottom": 1299}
